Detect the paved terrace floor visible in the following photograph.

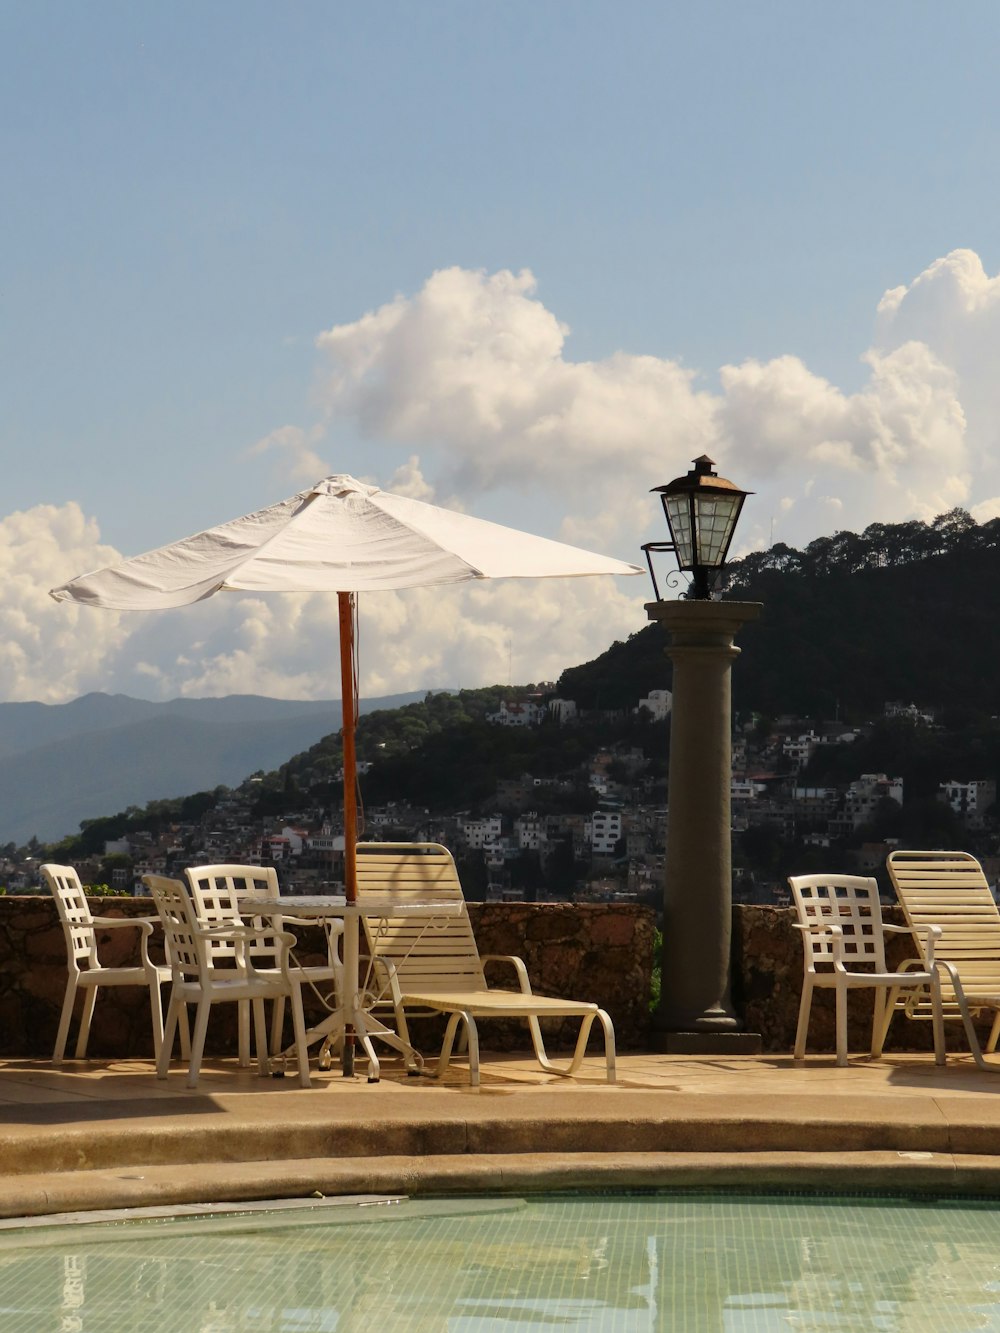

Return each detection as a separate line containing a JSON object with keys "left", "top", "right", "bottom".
{"left": 2, "top": 1050, "right": 1000, "bottom": 1222}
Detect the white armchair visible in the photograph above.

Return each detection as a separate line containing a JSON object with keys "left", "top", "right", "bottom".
{"left": 789, "top": 872, "right": 945, "bottom": 1067}
{"left": 145, "top": 874, "right": 312, "bottom": 1089}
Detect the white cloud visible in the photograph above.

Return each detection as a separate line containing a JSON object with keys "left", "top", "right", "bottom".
{"left": 0, "top": 504, "right": 128, "bottom": 702}
{"left": 314, "top": 260, "right": 980, "bottom": 554}
{"left": 249, "top": 424, "right": 331, "bottom": 483}
{"left": 11, "top": 250, "right": 1000, "bottom": 704}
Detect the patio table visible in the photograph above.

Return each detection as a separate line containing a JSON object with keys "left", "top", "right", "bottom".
{"left": 238, "top": 893, "right": 461, "bottom": 1082}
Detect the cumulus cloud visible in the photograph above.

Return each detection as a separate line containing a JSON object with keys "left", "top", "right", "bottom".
{"left": 314, "top": 259, "right": 984, "bottom": 555}
{"left": 249, "top": 424, "right": 331, "bottom": 483}
{"left": 10, "top": 250, "right": 1000, "bottom": 704}
{"left": 0, "top": 504, "right": 128, "bottom": 702}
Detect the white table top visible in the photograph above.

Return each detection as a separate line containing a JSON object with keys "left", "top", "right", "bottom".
{"left": 237, "top": 894, "right": 460, "bottom": 918}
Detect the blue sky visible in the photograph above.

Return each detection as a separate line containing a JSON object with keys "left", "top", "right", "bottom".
{"left": 4, "top": 2, "right": 1000, "bottom": 702}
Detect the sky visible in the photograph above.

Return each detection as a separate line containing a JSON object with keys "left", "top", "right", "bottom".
{"left": 4, "top": 1, "right": 1000, "bottom": 705}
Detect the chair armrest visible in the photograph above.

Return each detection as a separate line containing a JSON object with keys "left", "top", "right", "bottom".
{"left": 481, "top": 954, "right": 534, "bottom": 994}
{"left": 884, "top": 921, "right": 941, "bottom": 966}
{"left": 89, "top": 915, "right": 157, "bottom": 969}
{"left": 91, "top": 916, "right": 154, "bottom": 935}
{"left": 195, "top": 922, "right": 297, "bottom": 969}
{"left": 792, "top": 921, "right": 845, "bottom": 965}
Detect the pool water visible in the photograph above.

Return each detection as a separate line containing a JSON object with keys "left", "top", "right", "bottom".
{"left": 3, "top": 1191, "right": 1000, "bottom": 1331}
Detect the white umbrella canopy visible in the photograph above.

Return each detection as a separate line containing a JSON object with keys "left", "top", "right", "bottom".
{"left": 51, "top": 473, "right": 643, "bottom": 904}
{"left": 49, "top": 474, "right": 641, "bottom": 608}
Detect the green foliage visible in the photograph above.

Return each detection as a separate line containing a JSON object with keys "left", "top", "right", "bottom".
{"left": 83, "top": 883, "right": 129, "bottom": 898}
{"left": 560, "top": 509, "right": 1000, "bottom": 720}
{"left": 649, "top": 928, "right": 662, "bottom": 1013}
{"left": 803, "top": 717, "right": 1000, "bottom": 797}
{"left": 52, "top": 789, "right": 226, "bottom": 858}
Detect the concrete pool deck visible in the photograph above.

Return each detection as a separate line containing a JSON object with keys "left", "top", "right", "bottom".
{"left": 2, "top": 1050, "right": 1000, "bottom": 1220}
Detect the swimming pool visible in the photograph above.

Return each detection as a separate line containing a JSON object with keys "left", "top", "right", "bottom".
{"left": 2, "top": 1191, "right": 1000, "bottom": 1331}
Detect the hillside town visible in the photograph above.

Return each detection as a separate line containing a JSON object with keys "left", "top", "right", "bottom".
{"left": 3, "top": 689, "right": 996, "bottom": 906}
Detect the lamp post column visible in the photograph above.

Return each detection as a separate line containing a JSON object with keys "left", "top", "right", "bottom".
{"left": 647, "top": 598, "right": 762, "bottom": 1050}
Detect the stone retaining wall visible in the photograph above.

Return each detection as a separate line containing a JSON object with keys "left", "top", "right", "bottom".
{"left": 2, "top": 897, "right": 980, "bottom": 1061}
{"left": 0, "top": 897, "right": 656, "bottom": 1059}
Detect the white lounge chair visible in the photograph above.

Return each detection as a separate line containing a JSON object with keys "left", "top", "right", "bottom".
{"left": 145, "top": 874, "right": 312, "bottom": 1088}
{"left": 356, "top": 842, "right": 616, "bottom": 1087}
{"left": 186, "top": 863, "right": 342, "bottom": 1066}
{"left": 42, "top": 863, "right": 171, "bottom": 1062}
{"left": 887, "top": 849, "right": 1000, "bottom": 1069}
{"left": 789, "top": 871, "right": 945, "bottom": 1067}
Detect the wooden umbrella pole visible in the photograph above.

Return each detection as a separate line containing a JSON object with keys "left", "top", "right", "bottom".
{"left": 337, "top": 591, "right": 358, "bottom": 1077}
{"left": 338, "top": 590, "right": 358, "bottom": 905}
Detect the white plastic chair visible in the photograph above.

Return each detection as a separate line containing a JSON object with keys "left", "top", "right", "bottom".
{"left": 42, "top": 863, "right": 170, "bottom": 1062}
{"left": 185, "top": 863, "right": 343, "bottom": 1066}
{"left": 145, "top": 874, "right": 312, "bottom": 1089}
{"left": 789, "top": 872, "right": 945, "bottom": 1067}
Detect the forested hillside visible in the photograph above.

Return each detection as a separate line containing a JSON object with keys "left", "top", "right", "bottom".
{"left": 559, "top": 507, "right": 1000, "bottom": 721}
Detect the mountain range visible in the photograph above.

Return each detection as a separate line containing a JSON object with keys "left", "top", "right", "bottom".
{"left": 0, "top": 691, "right": 425, "bottom": 845}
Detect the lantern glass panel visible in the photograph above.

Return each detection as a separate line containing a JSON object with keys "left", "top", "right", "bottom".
{"left": 694, "top": 494, "right": 741, "bottom": 566}
{"left": 664, "top": 495, "right": 695, "bottom": 567}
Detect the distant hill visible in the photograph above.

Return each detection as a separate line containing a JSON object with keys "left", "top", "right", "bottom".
{"left": 0, "top": 691, "right": 427, "bottom": 844}
{"left": 558, "top": 508, "right": 1000, "bottom": 722}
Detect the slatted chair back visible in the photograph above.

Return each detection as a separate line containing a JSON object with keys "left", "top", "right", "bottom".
{"left": 185, "top": 864, "right": 282, "bottom": 970}
{"left": 356, "top": 842, "right": 485, "bottom": 996}
{"left": 44, "top": 864, "right": 101, "bottom": 972}
{"left": 887, "top": 849, "right": 1000, "bottom": 1011}
{"left": 789, "top": 874, "right": 890, "bottom": 973}
{"left": 147, "top": 874, "right": 213, "bottom": 984}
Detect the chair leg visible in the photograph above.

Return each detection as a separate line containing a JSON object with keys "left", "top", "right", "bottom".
{"left": 270, "top": 997, "right": 287, "bottom": 1056}
{"left": 871, "top": 987, "right": 889, "bottom": 1058}
{"left": 288, "top": 987, "right": 311, "bottom": 1089}
{"left": 251, "top": 998, "right": 270, "bottom": 1076}
{"left": 987, "top": 1010, "right": 1000, "bottom": 1054}
{"left": 74, "top": 987, "right": 98, "bottom": 1058}
{"left": 793, "top": 975, "right": 814, "bottom": 1060}
{"left": 930, "top": 971, "right": 946, "bottom": 1066}
{"left": 237, "top": 999, "right": 251, "bottom": 1067}
{"left": 528, "top": 1010, "right": 617, "bottom": 1084}
{"left": 159, "top": 995, "right": 182, "bottom": 1079}
{"left": 186, "top": 1001, "right": 212, "bottom": 1088}
{"left": 835, "top": 983, "right": 848, "bottom": 1067}
{"left": 53, "top": 977, "right": 78, "bottom": 1061}
{"left": 436, "top": 1011, "right": 479, "bottom": 1084}
{"left": 176, "top": 1003, "right": 191, "bottom": 1060}
{"left": 147, "top": 981, "right": 164, "bottom": 1063}
{"left": 941, "top": 963, "right": 993, "bottom": 1070}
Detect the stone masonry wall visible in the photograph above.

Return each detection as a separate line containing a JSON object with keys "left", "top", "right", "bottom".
{"left": 0, "top": 897, "right": 656, "bottom": 1059}
{"left": 2, "top": 896, "right": 978, "bottom": 1062}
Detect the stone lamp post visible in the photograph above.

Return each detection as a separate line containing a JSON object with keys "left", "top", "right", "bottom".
{"left": 642, "top": 457, "right": 763, "bottom": 1053}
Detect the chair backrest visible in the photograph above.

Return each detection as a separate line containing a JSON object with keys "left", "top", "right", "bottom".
{"left": 144, "top": 874, "right": 210, "bottom": 984}
{"left": 787, "top": 873, "right": 889, "bottom": 972}
{"left": 185, "top": 864, "right": 281, "bottom": 967}
{"left": 356, "top": 842, "right": 485, "bottom": 995}
{"left": 887, "top": 849, "right": 1000, "bottom": 994}
{"left": 41, "top": 863, "right": 98, "bottom": 972}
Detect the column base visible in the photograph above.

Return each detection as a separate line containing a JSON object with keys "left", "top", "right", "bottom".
{"left": 651, "top": 1030, "right": 763, "bottom": 1055}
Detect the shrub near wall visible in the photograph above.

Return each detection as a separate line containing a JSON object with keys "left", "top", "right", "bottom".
{"left": 0, "top": 897, "right": 656, "bottom": 1060}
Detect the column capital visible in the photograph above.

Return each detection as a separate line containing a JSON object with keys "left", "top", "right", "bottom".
{"left": 645, "top": 599, "right": 762, "bottom": 644}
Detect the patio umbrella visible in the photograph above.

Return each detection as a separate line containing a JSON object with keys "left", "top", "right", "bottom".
{"left": 50, "top": 473, "right": 643, "bottom": 902}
